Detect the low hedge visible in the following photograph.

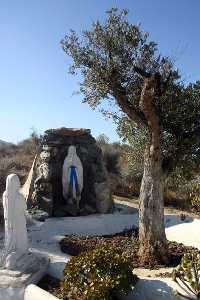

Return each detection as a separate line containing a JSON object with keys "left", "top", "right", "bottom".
{"left": 61, "top": 244, "right": 138, "bottom": 300}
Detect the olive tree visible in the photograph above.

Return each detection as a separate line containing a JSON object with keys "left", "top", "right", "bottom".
{"left": 61, "top": 8, "right": 200, "bottom": 263}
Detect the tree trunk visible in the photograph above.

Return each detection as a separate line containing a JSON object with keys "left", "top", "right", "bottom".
{"left": 111, "top": 70, "right": 168, "bottom": 264}
{"left": 139, "top": 139, "right": 168, "bottom": 265}
{"left": 138, "top": 75, "right": 168, "bottom": 265}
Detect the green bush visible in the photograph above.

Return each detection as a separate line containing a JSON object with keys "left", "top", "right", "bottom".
{"left": 61, "top": 244, "right": 138, "bottom": 300}
{"left": 189, "top": 182, "right": 200, "bottom": 212}
{"left": 173, "top": 250, "right": 200, "bottom": 299}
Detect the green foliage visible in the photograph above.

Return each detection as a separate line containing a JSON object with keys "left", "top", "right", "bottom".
{"left": 173, "top": 250, "right": 200, "bottom": 299}
{"left": 61, "top": 8, "right": 175, "bottom": 113}
{"left": 96, "top": 134, "right": 121, "bottom": 175}
{"left": 96, "top": 134, "right": 142, "bottom": 196}
{"left": 117, "top": 108, "right": 200, "bottom": 194}
{"left": 62, "top": 244, "right": 138, "bottom": 300}
{"left": 116, "top": 94, "right": 200, "bottom": 179}
{"left": 117, "top": 119, "right": 145, "bottom": 177}
{"left": 103, "top": 149, "right": 120, "bottom": 175}
{"left": 189, "top": 182, "right": 200, "bottom": 212}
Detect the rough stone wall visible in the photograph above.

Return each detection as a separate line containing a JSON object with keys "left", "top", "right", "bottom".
{"left": 27, "top": 128, "right": 113, "bottom": 217}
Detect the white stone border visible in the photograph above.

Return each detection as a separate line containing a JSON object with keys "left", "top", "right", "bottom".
{"left": 24, "top": 284, "right": 59, "bottom": 300}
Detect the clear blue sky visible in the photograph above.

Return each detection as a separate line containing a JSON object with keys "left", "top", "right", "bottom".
{"left": 1, "top": 0, "right": 200, "bottom": 143}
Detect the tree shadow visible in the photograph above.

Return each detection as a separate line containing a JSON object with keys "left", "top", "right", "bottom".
{"left": 114, "top": 202, "right": 138, "bottom": 215}
{"left": 122, "top": 278, "right": 181, "bottom": 300}
{"left": 114, "top": 202, "right": 194, "bottom": 228}
{"left": 164, "top": 214, "right": 193, "bottom": 228}
{"left": 47, "top": 260, "right": 66, "bottom": 279}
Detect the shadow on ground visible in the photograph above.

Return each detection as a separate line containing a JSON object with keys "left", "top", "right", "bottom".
{"left": 122, "top": 278, "right": 181, "bottom": 300}
{"left": 114, "top": 203, "right": 138, "bottom": 215}
{"left": 164, "top": 214, "right": 193, "bottom": 228}
{"left": 115, "top": 202, "right": 194, "bottom": 228}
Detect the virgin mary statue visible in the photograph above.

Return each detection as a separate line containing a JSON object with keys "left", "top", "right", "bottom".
{"left": 62, "top": 146, "right": 83, "bottom": 209}
{"left": 0, "top": 174, "right": 28, "bottom": 269}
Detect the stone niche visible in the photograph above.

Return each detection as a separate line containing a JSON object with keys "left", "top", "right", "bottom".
{"left": 27, "top": 128, "right": 113, "bottom": 217}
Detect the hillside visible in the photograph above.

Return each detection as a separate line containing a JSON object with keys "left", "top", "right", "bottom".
{"left": 0, "top": 139, "right": 13, "bottom": 149}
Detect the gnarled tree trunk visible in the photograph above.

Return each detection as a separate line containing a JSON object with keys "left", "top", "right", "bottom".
{"left": 138, "top": 74, "right": 168, "bottom": 264}
{"left": 112, "top": 70, "right": 168, "bottom": 264}
{"left": 139, "top": 141, "right": 168, "bottom": 264}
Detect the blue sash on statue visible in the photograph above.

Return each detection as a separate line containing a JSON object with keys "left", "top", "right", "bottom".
{"left": 69, "top": 165, "right": 79, "bottom": 193}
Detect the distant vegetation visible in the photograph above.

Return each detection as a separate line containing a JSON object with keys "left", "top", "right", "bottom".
{"left": 0, "top": 131, "right": 41, "bottom": 198}
{"left": 96, "top": 133, "right": 200, "bottom": 214}
{"left": 0, "top": 129, "right": 199, "bottom": 221}
{"left": 96, "top": 134, "right": 141, "bottom": 198}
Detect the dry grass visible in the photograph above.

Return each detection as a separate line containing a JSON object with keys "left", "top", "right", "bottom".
{"left": 0, "top": 136, "right": 40, "bottom": 219}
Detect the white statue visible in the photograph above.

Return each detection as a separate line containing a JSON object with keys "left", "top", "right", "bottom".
{"left": 62, "top": 146, "right": 83, "bottom": 209}
{"left": 1, "top": 174, "right": 28, "bottom": 270}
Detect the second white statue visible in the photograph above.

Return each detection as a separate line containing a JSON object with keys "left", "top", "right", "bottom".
{"left": 1, "top": 174, "right": 28, "bottom": 270}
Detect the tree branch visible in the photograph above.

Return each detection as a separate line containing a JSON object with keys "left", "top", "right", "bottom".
{"left": 159, "top": 72, "right": 172, "bottom": 96}
{"left": 110, "top": 81, "right": 148, "bottom": 128}
{"left": 134, "top": 66, "right": 151, "bottom": 78}
{"left": 134, "top": 66, "right": 172, "bottom": 97}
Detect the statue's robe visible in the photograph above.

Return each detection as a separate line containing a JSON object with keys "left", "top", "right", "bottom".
{"left": 62, "top": 146, "right": 83, "bottom": 207}
{"left": 1, "top": 174, "right": 28, "bottom": 269}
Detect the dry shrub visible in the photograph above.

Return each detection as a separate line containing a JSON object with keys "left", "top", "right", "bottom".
{"left": 114, "top": 174, "right": 141, "bottom": 198}
{"left": 0, "top": 133, "right": 41, "bottom": 219}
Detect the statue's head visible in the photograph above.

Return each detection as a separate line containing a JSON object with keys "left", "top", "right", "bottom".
{"left": 6, "top": 174, "right": 20, "bottom": 193}
{"left": 68, "top": 145, "right": 76, "bottom": 157}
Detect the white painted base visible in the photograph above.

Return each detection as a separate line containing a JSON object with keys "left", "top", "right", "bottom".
{"left": 24, "top": 284, "right": 59, "bottom": 300}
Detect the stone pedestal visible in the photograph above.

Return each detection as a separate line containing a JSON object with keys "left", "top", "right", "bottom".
{"left": 0, "top": 251, "right": 49, "bottom": 288}
{"left": 26, "top": 128, "right": 113, "bottom": 217}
